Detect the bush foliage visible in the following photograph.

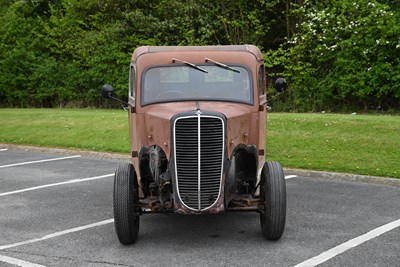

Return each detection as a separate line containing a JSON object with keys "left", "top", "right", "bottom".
{"left": 0, "top": 0, "right": 399, "bottom": 111}
{"left": 266, "top": 0, "right": 400, "bottom": 112}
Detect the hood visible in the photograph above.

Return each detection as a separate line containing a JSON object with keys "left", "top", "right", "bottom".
{"left": 137, "top": 101, "right": 259, "bottom": 159}
{"left": 140, "top": 101, "right": 256, "bottom": 120}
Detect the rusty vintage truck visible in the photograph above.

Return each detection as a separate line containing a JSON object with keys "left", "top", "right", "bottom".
{"left": 101, "top": 45, "right": 288, "bottom": 244}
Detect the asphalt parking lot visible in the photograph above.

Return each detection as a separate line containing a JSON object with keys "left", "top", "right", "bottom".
{"left": 0, "top": 146, "right": 399, "bottom": 267}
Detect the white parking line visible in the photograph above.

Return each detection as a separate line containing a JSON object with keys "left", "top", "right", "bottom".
{"left": 285, "top": 175, "right": 297, "bottom": 180}
{"left": 293, "top": 218, "right": 400, "bottom": 267}
{"left": 0, "top": 148, "right": 8, "bottom": 152}
{"left": 0, "top": 254, "right": 46, "bottom": 267}
{"left": 0, "top": 155, "right": 81, "bottom": 168}
{"left": 0, "top": 219, "right": 114, "bottom": 251}
{"left": 0, "top": 173, "right": 114, "bottom": 197}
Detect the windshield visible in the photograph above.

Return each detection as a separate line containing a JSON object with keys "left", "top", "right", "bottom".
{"left": 141, "top": 65, "right": 253, "bottom": 106}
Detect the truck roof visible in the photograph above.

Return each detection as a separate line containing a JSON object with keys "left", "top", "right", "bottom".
{"left": 132, "top": 45, "right": 263, "bottom": 62}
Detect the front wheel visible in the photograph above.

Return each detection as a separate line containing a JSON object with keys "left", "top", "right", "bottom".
{"left": 259, "top": 161, "right": 286, "bottom": 240}
{"left": 113, "top": 163, "right": 140, "bottom": 244}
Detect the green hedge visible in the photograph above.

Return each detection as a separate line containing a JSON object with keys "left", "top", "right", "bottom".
{"left": 0, "top": 0, "right": 399, "bottom": 112}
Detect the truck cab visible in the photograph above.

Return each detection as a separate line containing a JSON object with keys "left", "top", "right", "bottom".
{"left": 101, "top": 45, "right": 287, "bottom": 244}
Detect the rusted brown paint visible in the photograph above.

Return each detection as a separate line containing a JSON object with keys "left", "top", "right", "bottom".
{"left": 142, "top": 101, "right": 258, "bottom": 157}
{"left": 133, "top": 47, "right": 263, "bottom": 112}
{"left": 128, "top": 45, "right": 267, "bottom": 212}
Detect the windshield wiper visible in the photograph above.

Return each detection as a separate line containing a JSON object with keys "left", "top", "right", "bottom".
{"left": 172, "top": 58, "right": 208, "bottom": 73}
{"left": 205, "top": 58, "right": 240, "bottom": 73}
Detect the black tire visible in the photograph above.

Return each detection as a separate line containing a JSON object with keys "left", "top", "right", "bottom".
{"left": 113, "top": 163, "right": 140, "bottom": 244}
{"left": 259, "top": 161, "right": 286, "bottom": 240}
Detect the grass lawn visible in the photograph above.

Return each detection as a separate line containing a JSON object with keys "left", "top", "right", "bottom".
{"left": 0, "top": 108, "right": 129, "bottom": 153}
{"left": 0, "top": 108, "right": 399, "bottom": 178}
{"left": 266, "top": 113, "right": 400, "bottom": 178}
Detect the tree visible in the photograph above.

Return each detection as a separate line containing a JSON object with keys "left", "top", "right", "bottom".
{"left": 266, "top": 0, "right": 400, "bottom": 112}
{"left": 2, "top": 0, "right": 398, "bottom": 111}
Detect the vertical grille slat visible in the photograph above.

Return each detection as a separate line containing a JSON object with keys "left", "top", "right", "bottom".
{"left": 174, "top": 114, "right": 224, "bottom": 211}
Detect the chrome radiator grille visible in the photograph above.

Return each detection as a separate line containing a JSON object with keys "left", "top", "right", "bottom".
{"left": 174, "top": 114, "right": 224, "bottom": 211}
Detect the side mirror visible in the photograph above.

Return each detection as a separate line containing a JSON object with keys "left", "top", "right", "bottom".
{"left": 274, "top": 78, "right": 288, "bottom": 93}
{"left": 100, "top": 84, "right": 131, "bottom": 109}
{"left": 101, "top": 84, "right": 115, "bottom": 99}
